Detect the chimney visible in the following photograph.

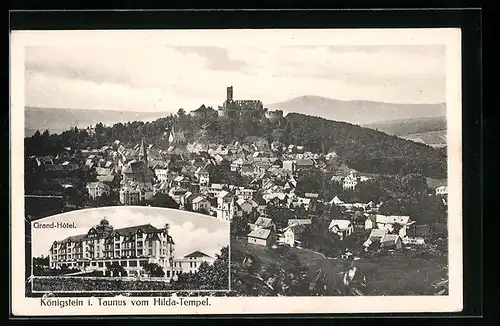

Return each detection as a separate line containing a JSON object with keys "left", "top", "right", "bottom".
{"left": 165, "top": 223, "right": 170, "bottom": 236}
{"left": 226, "top": 86, "right": 233, "bottom": 102}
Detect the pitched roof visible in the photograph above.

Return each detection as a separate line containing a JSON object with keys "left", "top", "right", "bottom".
{"left": 192, "top": 196, "right": 208, "bottom": 204}
{"left": 296, "top": 159, "right": 314, "bottom": 166}
{"left": 217, "top": 190, "right": 231, "bottom": 199}
{"left": 328, "top": 219, "right": 352, "bottom": 231}
{"left": 184, "top": 251, "right": 212, "bottom": 258}
{"left": 380, "top": 234, "right": 401, "bottom": 246}
{"left": 369, "top": 228, "right": 388, "bottom": 239}
{"left": 236, "top": 198, "right": 249, "bottom": 206}
{"left": 248, "top": 228, "right": 272, "bottom": 239}
{"left": 254, "top": 216, "right": 274, "bottom": 228}
{"left": 375, "top": 215, "right": 410, "bottom": 225}
{"left": 288, "top": 219, "right": 312, "bottom": 226}
{"left": 57, "top": 223, "right": 174, "bottom": 244}
{"left": 86, "top": 182, "right": 110, "bottom": 190}
{"left": 96, "top": 175, "right": 115, "bottom": 183}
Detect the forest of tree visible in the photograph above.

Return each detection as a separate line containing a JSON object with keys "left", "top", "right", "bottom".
{"left": 25, "top": 106, "right": 447, "bottom": 179}
{"left": 295, "top": 170, "right": 447, "bottom": 225}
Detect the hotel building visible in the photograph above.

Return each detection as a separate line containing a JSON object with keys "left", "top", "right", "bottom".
{"left": 172, "top": 251, "right": 215, "bottom": 277}
{"left": 48, "top": 219, "right": 176, "bottom": 278}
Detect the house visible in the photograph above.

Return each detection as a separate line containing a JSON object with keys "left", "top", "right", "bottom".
{"left": 236, "top": 188, "right": 255, "bottom": 201}
{"left": 236, "top": 199, "right": 254, "bottom": 214}
{"left": 172, "top": 251, "right": 215, "bottom": 276}
{"left": 284, "top": 178, "right": 297, "bottom": 190}
{"left": 86, "top": 182, "right": 111, "bottom": 199}
{"left": 291, "top": 197, "right": 316, "bottom": 211}
{"left": 216, "top": 190, "right": 234, "bottom": 221}
{"left": 287, "top": 219, "right": 312, "bottom": 227}
{"left": 153, "top": 180, "right": 170, "bottom": 195}
{"left": 325, "top": 152, "right": 338, "bottom": 160}
{"left": 330, "top": 175, "right": 344, "bottom": 183}
{"left": 368, "top": 228, "right": 388, "bottom": 242}
{"left": 257, "top": 205, "right": 267, "bottom": 215}
{"left": 249, "top": 216, "right": 276, "bottom": 231}
{"left": 328, "top": 219, "right": 354, "bottom": 240}
{"left": 180, "top": 191, "right": 194, "bottom": 209}
{"left": 192, "top": 196, "right": 211, "bottom": 213}
{"left": 342, "top": 171, "right": 360, "bottom": 190}
{"left": 296, "top": 159, "right": 314, "bottom": 170}
{"left": 304, "top": 193, "right": 319, "bottom": 199}
{"left": 380, "top": 234, "right": 403, "bottom": 250}
{"left": 197, "top": 170, "right": 210, "bottom": 186}
{"left": 208, "top": 183, "right": 226, "bottom": 197}
{"left": 436, "top": 185, "right": 448, "bottom": 196}
{"left": 362, "top": 228, "right": 389, "bottom": 248}
{"left": 283, "top": 223, "right": 309, "bottom": 247}
{"left": 264, "top": 192, "right": 289, "bottom": 207}
{"left": 119, "top": 182, "right": 154, "bottom": 205}
{"left": 169, "top": 187, "right": 189, "bottom": 204}
{"left": 282, "top": 160, "right": 296, "bottom": 172}
{"left": 373, "top": 214, "right": 413, "bottom": 237}
{"left": 230, "top": 158, "right": 245, "bottom": 172}
{"left": 247, "top": 228, "right": 276, "bottom": 247}
{"left": 329, "top": 196, "right": 344, "bottom": 206}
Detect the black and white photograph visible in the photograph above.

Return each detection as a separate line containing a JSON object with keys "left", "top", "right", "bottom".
{"left": 11, "top": 28, "right": 463, "bottom": 315}
{"left": 29, "top": 207, "right": 230, "bottom": 295}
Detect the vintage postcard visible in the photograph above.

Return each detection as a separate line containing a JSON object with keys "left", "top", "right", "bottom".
{"left": 11, "top": 28, "right": 462, "bottom": 316}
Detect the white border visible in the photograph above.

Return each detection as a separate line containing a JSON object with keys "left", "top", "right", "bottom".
{"left": 10, "top": 28, "right": 463, "bottom": 316}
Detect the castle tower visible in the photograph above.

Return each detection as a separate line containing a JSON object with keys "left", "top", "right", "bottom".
{"left": 139, "top": 138, "right": 148, "bottom": 165}
{"left": 226, "top": 86, "right": 233, "bottom": 102}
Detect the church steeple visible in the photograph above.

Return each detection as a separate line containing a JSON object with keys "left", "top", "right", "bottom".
{"left": 139, "top": 138, "right": 148, "bottom": 164}
{"left": 168, "top": 124, "right": 175, "bottom": 143}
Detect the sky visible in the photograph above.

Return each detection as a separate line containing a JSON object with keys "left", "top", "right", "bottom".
{"left": 24, "top": 44, "right": 446, "bottom": 113}
{"left": 30, "top": 206, "right": 229, "bottom": 258}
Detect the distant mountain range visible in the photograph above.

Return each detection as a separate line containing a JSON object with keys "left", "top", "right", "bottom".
{"left": 400, "top": 130, "right": 447, "bottom": 148}
{"left": 362, "top": 116, "right": 447, "bottom": 136}
{"left": 25, "top": 96, "right": 447, "bottom": 138}
{"left": 267, "top": 95, "right": 446, "bottom": 126}
{"left": 25, "top": 107, "right": 171, "bottom": 137}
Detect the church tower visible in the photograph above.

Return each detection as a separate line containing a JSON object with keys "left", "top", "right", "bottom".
{"left": 139, "top": 138, "right": 148, "bottom": 165}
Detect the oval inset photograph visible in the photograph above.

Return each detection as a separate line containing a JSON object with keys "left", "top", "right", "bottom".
{"left": 29, "top": 206, "right": 230, "bottom": 295}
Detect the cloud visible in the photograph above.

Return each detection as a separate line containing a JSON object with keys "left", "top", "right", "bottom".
{"left": 173, "top": 46, "right": 248, "bottom": 71}
{"left": 24, "top": 44, "right": 446, "bottom": 111}
{"left": 30, "top": 207, "right": 229, "bottom": 259}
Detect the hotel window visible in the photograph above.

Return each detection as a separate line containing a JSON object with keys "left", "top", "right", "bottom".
{"left": 98, "top": 262, "right": 104, "bottom": 267}
{"left": 115, "top": 251, "right": 120, "bottom": 257}
{"left": 120, "top": 261, "right": 127, "bottom": 267}
{"left": 190, "top": 262, "right": 193, "bottom": 268}
{"left": 129, "top": 261, "right": 137, "bottom": 267}
{"left": 137, "top": 249, "right": 143, "bottom": 256}
{"left": 139, "top": 261, "right": 146, "bottom": 267}
{"left": 115, "top": 244, "right": 120, "bottom": 249}
{"left": 148, "top": 249, "right": 153, "bottom": 255}
{"left": 137, "top": 242, "right": 142, "bottom": 248}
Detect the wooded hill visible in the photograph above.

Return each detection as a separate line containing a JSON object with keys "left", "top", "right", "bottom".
{"left": 25, "top": 107, "right": 447, "bottom": 179}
